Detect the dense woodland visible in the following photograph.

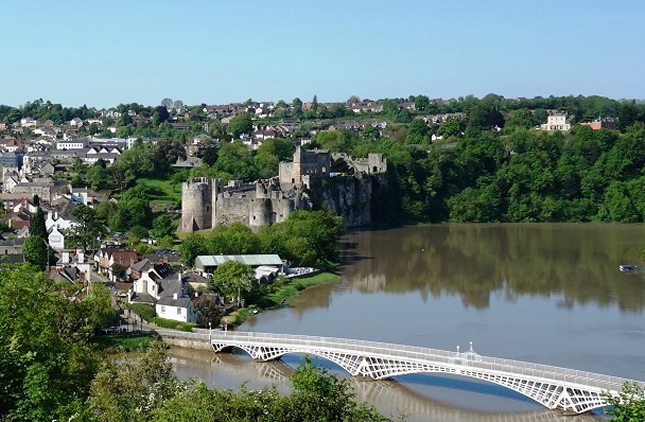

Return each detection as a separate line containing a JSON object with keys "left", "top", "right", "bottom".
{"left": 344, "top": 123, "right": 645, "bottom": 224}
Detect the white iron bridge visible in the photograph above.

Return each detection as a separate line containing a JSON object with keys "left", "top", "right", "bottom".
{"left": 158, "top": 329, "right": 645, "bottom": 414}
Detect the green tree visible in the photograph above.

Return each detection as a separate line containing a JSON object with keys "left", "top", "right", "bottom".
{"left": 292, "top": 97, "right": 303, "bottom": 117}
{"left": 29, "top": 207, "right": 47, "bottom": 241}
{"left": 290, "top": 358, "right": 390, "bottom": 422}
{"left": 618, "top": 102, "right": 640, "bottom": 132}
{"left": 603, "top": 382, "right": 645, "bottom": 421}
{"left": 89, "top": 344, "right": 178, "bottom": 422}
{"left": 312, "top": 94, "right": 319, "bottom": 112}
{"left": 228, "top": 113, "right": 253, "bottom": 138}
{"left": 86, "top": 162, "right": 110, "bottom": 190}
{"left": 111, "top": 146, "right": 154, "bottom": 188}
{"left": 438, "top": 117, "right": 463, "bottom": 138}
{"left": 150, "top": 215, "right": 176, "bottom": 240}
{"left": 214, "top": 141, "right": 258, "bottom": 181}
{"left": 83, "top": 284, "right": 117, "bottom": 331}
{"left": 0, "top": 266, "right": 101, "bottom": 421}
{"left": 66, "top": 205, "right": 107, "bottom": 253}
{"left": 111, "top": 187, "right": 154, "bottom": 231}
{"left": 414, "top": 94, "right": 430, "bottom": 111}
{"left": 23, "top": 236, "right": 48, "bottom": 270}
{"left": 179, "top": 233, "right": 208, "bottom": 266}
{"left": 193, "top": 295, "right": 222, "bottom": 327}
{"left": 211, "top": 260, "right": 255, "bottom": 301}
{"left": 271, "top": 210, "right": 344, "bottom": 268}
{"left": 405, "top": 118, "right": 430, "bottom": 144}
{"left": 207, "top": 222, "right": 261, "bottom": 255}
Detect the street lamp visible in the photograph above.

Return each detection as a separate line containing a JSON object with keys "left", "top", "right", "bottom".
{"left": 208, "top": 321, "right": 212, "bottom": 341}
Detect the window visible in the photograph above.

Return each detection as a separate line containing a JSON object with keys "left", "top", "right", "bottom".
{"left": 161, "top": 306, "right": 166, "bottom": 314}
{"left": 177, "top": 307, "right": 182, "bottom": 315}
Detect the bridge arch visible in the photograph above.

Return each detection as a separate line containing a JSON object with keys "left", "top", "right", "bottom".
{"left": 158, "top": 330, "right": 643, "bottom": 414}
{"left": 212, "top": 343, "right": 609, "bottom": 413}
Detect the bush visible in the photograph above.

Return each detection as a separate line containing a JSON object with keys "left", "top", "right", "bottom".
{"left": 129, "top": 303, "right": 156, "bottom": 322}
{"left": 152, "top": 317, "right": 195, "bottom": 332}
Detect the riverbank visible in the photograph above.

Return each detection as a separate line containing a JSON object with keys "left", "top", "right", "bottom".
{"left": 90, "top": 333, "right": 162, "bottom": 353}
{"left": 224, "top": 271, "right": 341, "bottom": 327}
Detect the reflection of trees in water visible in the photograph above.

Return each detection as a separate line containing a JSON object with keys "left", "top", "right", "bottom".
{"left": 169, "top": 348, "right": 601, "bottom": 422}
{"left": 343, "top": 224, "right": 645, "bottom": 311}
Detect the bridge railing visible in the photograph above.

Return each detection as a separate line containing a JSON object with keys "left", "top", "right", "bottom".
{"left": 157, "top": 329, "right": 644, "bottom": 392}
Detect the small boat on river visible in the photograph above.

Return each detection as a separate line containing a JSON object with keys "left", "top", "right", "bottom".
{"left": 619, "top": 264, "right": 639, "bottom": 272}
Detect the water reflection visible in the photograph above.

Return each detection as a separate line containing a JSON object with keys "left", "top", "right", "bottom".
{"left": 169, "top": 347, "right": 603, "bottom": 422}
{"left": 342, "top": 224, "right": 645, "bottom": 311}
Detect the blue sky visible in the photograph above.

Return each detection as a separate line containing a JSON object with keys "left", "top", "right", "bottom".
{"left": 1, "top": 1, "right": 643, "bottom": 108}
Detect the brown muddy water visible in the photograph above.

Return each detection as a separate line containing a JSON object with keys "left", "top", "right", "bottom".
{"left": 172, "top": 223, "right": 645, "bottom": 421}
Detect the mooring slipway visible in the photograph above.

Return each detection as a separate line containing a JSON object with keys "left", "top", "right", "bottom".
{"left": 156, "top": 328, "right": 644, "bottom": 413}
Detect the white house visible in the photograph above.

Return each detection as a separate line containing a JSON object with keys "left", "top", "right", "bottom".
{"left": 155, "top": 293, "right": 196, "bottom": 323}
{"left": 541, "top": 112, "right": 571, "bottom": 131}
{"left": 48, "top": 226, "right": 65, "bottom": 251}
{"left": 130, "top": 260, "right": 173, "bottom": 300}
{"left": 129, "top": 265, "right": 197, "bottom": 323}
{"left": 20, "top": 118, "right": 38, "bottom": 128}
{"left": 46, "top": 211, "right": 75, "bottom": 231}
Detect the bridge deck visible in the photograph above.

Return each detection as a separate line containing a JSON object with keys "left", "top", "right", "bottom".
{"left": 160, "top": 329, "right": 644, "bottom": 394}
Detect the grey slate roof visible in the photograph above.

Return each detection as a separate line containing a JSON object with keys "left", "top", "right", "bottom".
{"left": 156, "top": 296, "right": 193, "bottom": 307}
{"left": 195, "top": 254, "right": 283, "bottom": 269}
{"left": 130, "top": 292, "right": 155, "bottom": 304}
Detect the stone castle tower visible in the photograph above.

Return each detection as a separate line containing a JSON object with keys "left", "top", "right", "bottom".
{"left": 180, "top": 177, "right": 306, "bottom": 232}
{"left": 180, "top": 177, "right": 215, "bottom": 232}
{"left": 180, "top": 147, "right": 387, "bottom": 232}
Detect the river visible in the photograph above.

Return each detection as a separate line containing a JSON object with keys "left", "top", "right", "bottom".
{"left": 171, "top": 223, "right": 645, "bottom": 421}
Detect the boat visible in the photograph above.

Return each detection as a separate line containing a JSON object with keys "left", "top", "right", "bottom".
{"left": 619, "top": 264, "right": 638, "bottom": 272}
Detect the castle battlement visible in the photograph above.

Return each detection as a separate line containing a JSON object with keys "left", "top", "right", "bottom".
{"left": 181, "top": 147, "right": 387, "bottom": 232}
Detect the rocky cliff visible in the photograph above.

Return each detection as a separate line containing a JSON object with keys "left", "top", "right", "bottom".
{"left": 309, "top": 173, "right": 387, "bottom": 227}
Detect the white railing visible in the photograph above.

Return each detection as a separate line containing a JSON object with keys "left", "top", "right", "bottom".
{"left": 156, "top": 329, "right": 644, "bottom": 392}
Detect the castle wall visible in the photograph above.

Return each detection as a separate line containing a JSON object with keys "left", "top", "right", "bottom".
{"left": 181, "top": 178, "right": 212, "bottom": 232}
{"left": 214, "top": 193, "right": 252, "bottom": 226}
{"left": 181, "top": 148, "right": 387, "bottom": 232}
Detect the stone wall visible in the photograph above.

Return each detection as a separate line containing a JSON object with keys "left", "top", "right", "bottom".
{"left": 181, "top": 148, "right": 388, "bottom": 232}
{"left": 159, "top": 334, "right": 213, "bottom": 351}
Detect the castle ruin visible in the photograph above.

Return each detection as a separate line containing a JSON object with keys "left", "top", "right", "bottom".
{"left": 180, "top": 146, "right": 387, "bottom": 232}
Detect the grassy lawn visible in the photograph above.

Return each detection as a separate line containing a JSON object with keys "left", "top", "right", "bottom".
{"left": 90, "top": 334, "right": 162, "bottom": 353}
{"left": 225, "top": 272, "right": 341, "bottom": 327}
{"left": 267, "top": 272, "right": 341, "bottom": 305}
{"left": 176, "top": 227, "right": 214, "bottom": 240}
{"left": 137, "top": 178, "right": 182, "bottom": 202}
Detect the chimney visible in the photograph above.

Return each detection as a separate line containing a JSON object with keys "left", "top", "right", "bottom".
{"left": 78, "top": 251, "right": 84, "bottom": 264}
{"left": 178, "top": 271, "right": 182, "bottom": 282}
{"left": 62, "top": 250, "right": 70, "bottom": 263}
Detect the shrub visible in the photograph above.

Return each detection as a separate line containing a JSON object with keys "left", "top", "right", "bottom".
{"left": 152, "top": 317, "right": 195, "bottom": 332}
{"left": 129, "top": 303, "right": 156, "bottom": 322}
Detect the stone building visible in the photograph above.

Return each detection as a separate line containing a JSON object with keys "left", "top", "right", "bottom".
{"left": 278, "top": 147, "right": 331, "bottom": 189}
{"left": 541, "top": 112, "right": 571, "bottom": 131}
{"left": 180, "top": 177, "right": 307, "bottom": 232}
{"left": 180, "top": 147, "right": 387, "bottom": 232}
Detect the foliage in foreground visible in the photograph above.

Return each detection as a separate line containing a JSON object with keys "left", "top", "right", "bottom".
{"left": 0, "top": 265, "right": 111, "bottom": 421}
{"left": 0, "top": 264, "right": 388, "bottom": 421}
{"left": 88, "top": 347, "right": 392, "bottom": 422}
{"left": 603, "top": 382, "right": 645, "bottom": 421}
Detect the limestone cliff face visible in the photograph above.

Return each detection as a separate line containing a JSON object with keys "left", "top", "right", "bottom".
{"left": 310, "top": 174, "right": 386, "bottom": 227}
